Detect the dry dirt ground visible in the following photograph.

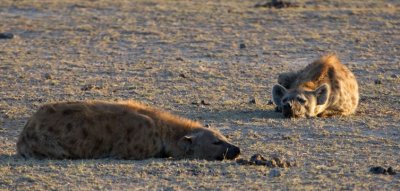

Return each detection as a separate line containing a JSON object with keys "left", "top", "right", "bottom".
{"left": 0, "top": 0, "right": 399, "bottom": 190}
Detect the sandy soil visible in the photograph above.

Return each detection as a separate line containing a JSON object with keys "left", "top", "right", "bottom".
{"left": 0, "top": 0, "right": 399, "bottom": 190}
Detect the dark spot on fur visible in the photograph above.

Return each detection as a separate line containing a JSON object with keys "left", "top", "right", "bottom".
{"left": 133, "top": 145, "right": 139, "bottom": 151}
{"left": 121, "top": 110, "right": 128, "bottom": 115}
{"left": 48, "top": 126, "right": 54, "bottom": 132}
{"left": 106, "top": 125, "right": 113, "bottom": 134}
{"left": 154, "top": 132, "right": 159, "bottom": 137}
{"left": 68, "top": 139, "right": 77, "bottom": 145}
{"left": 32, "top": 149, "right": 46, "bottom": 158}
{"left": 138, "top": 148, "right": 144, "bottom": 154}
{"left": 26, "top": 132, "right": 39, "bottom": 142}
{"left": 82, "top": 128, "right": 89, "bottom": 138}
{"left": 152, "top": 139, "right": 157, "bottom": 146}
{"left": 138, "top": 123, "right": 143, "bottom": 128}
{"left": 30, "top": 122, "right": 37, "bottom": 129}
{"left": 86, "top": 118, "right": 95, "bottom": 125}
{"left": 126, "top": 136, "right": 131, "bottom": 143}
{"left": 20, "top": 153, "right": 27, "bottom": 158}
{"left": 127, "top": 127, "right": 133, "bottom": 135}
{"left": 63, "top": 109, "right": 78, "bottom": 115}
{"left": 66, "top": 123, "right": 73, "bottom": 132}
{"left": 92, "top": 139, "right": 103, "bottom": 153}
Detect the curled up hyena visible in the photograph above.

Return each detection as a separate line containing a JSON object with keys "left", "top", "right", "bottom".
{"left": 17, "top": 101, "right": 240, "bottom": 160}
{"left": 272, "top": 54, "right": 359, "bottom": 118}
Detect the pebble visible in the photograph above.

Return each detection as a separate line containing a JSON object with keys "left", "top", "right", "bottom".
{"left": 0, "top": 33, "right": 14, "bottom": 39}
{"left": 239, "top": 43, "right": 246, "bottom": 49}
{"left": 269, "top": 168, "right": 282, "bottom": 177}
{"left": 374, "top": 79, "right": 382, "bottom": 85}
{"left": 176, "top": 57, "right": 184, "bottom": 61}
{"left": 391, "top": 74, "right": 399, "bottom": 79}
{"left": 44, "top": 73, "right": 52, "bottom": 80}
{"left": 249, "top": 98, "right": 257, "bottom": 104}
{"left": 387, "top": 167, "right": 397, "bottom": 175}
{"left": 200, "top": 100, "right": 210, "bottom": 106}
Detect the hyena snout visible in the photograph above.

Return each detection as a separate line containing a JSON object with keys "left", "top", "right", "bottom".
{"left": 224, "top": 144, "right": 241, "bottom": 160}
{"left": 282, "top": 103, "right": 294, "bottom": 118}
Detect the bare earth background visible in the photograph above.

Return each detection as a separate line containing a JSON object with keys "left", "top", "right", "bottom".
{"left": 0, "top": 0, "right": 399, "bottom": 190}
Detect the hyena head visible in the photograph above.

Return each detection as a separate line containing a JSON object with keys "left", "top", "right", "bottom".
{"left": 272, "top": 83, "right": 330, "bottom": 118}
{"left": 178, "top": 127, "right": 240, "bottom": 160}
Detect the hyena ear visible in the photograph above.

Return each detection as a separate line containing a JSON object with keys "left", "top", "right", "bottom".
{"left": 314, "top": 83, "right": 330, "bottom": 105}
{"left": 272, "top": 84, "right": 287, "bottom": 106}
{"left": 178, "top": 135, "right": 193, "bottom": 152}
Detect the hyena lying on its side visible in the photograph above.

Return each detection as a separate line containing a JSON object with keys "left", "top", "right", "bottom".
{"left": 272, "top": 54, "right": 359, "bottom": 118}
{"left": 17, "top": 101, "right": 240, "bottom": 160}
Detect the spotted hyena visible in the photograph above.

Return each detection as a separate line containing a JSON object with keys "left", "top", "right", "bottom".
{"left": 272, "top": 54, "right": 359, "bottom": 118}
{"left": 16, "top": 101, "right": 240, "bottom": 160}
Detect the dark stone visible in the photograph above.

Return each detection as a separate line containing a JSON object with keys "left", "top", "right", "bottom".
{"left": 387, "top": 167, "right": 396, "bottom": 175}
{"left": 249, "top": 98, "right": 257, "bottom": 104}
{"left": 254, "top": 0, "right": 300, "bottom": 9}
{"left": 239, "top": 43, "right": 246, "bottom": 49}
{"left": 0, "top": 33, "right": 14, "bottom": 39}
{"left": 200, "top": 100, "right": 210, "bottom": 106}
{"left": 44, "top": 73, "right": 52, "bottom": 80}
{"left": 374, "top": 79, "right": 382, "bottom": 85}
{"left": 370, "top": 166, "right": 387, "bottom": 174}
{"left": 179, "top": 73, "right": 187, "bottom": 78}
{"left": 176, "top": 57, "right": 184, "bottom": 61}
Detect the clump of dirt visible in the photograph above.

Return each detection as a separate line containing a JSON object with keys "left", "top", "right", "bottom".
{"left": 236, "top": 154, "right": 296, "bottom": 168}
{"left": 370, "top": 166, "right": 397, "bottom": 175}
{"left": 254, "top": 0, "right": 300, "bottom": 9}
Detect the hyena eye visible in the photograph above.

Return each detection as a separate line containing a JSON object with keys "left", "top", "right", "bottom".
{"left": 213, "top": 140, "right": 224, "bottom": 145}
{"left": 297, "top": 97, "right": 306, "bottom": 104}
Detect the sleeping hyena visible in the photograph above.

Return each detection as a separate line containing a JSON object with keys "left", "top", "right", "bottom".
{"left": 17, "top": 101, "right": 240, "bottom": 160}
{"left": 272, "top": 54, "right": 359, "bottom": 118}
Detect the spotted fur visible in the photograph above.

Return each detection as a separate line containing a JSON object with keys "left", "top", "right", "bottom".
{"left": 17, "top": 101, "right": 240, "bottom": 160}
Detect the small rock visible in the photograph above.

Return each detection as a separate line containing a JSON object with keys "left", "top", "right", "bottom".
{"left": 374, "top": 79, "right": 382, "bottom": 85}
{"left": 250, "top": 154, "right": 266, "bottom": 162}
{"left": 200, "top": 100, "right": 210, "bottom": 106}
{"left": 254, "top": 0, "right": 299, "bottom": 9}
{"left": 269, "top": 168, "right": 282, "bottom": 177}
{"left": 191, "top": 101, "right": 200, "bottom": 106}
{"left": 44, "top": 73, "right": 52, "bottom": 80}
{"left": 176, "top": 57, "right": 184, "bottom": 61}
{"left": 81, "top": 84, "right": 94, "bottom": 91}
{"left": 387, "top": 167, "right": 396, "bottom": 175}
{"left": 239, "top": 43, "right": 246, "bottom": 49}
{"left": 391, "top": 74, "right": 399, "bottom": 79}
{"left": 249, "top": 98, "right": 257, "bottom": 104}
{"left": 0, "top": 33, "right": 14, "bottom": 39}
{"left": 179, "top": 73, "right": 187, "bottom": 78}
{"left": 266, "top": 160, "right": 277, "bottom": 168}
{"left": 370, "top": 166, "right": 386, "bottom": 174}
